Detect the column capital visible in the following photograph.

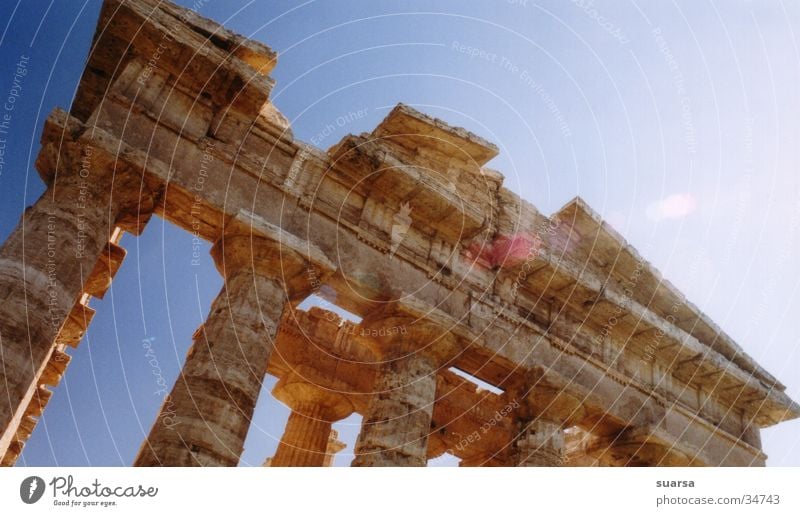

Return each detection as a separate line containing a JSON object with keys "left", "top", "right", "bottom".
{"left": 270, "top": 369, "right": 351, "bottom": 467}
{"left": 36, "top": 127, "right": 158, "bottom": 235}
{"left": 272, "top": 369, "right": 353, "bottom": 422}
{"left": 211, "top": 210, "right": 335, "bottom": 301}
{"left": 358, "top": 296, "right": 472, "bottom": 363}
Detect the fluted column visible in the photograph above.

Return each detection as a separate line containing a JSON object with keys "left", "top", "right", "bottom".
{"left": 352, "top": 309, "right": 460, "bottom": 467}
{"left": 270, "top": 374, "right": 353, "bottom": 467}
{"left": 0, "top": 160, "right": 149, "bottom": 455}
{"left": 353, "top": 353, "right": 437, "bottom": 466}
{"left": 135, "top": 214, "right": 333, "bottom": 466}
{"left": 135, "top": 270, "right": 284, "bottom": 466}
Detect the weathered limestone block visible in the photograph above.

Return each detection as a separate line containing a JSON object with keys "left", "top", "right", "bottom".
{"left": 352, "top": 353, "right": 438, "bottom": 467}
{"left": 512, "top": 366, "right": 594, "bottom": 467}
{"left": 73, "top": 0, "right": 275, "bottom": 123}
{"left": 39, "top": 349, "right": 71, "bottom": 387}
{"left": 328, "top": 103, "right": 503, "bottom": 267}
{"left": 431, "top": 370, "right": 517, "bottom": 465}
{"left": 57, "top": 301, "right": 96, "bottom": 348}
{"left": 0, "top": 386, "right": 52, "bottom": 466}
{"left": 524, "top": 366, "right": 591, "bottom": 428}
{"left": 83, "top": 241, "right": 127, "bottom": 299}
{"left": 581, "top": 426, "right": 710, "bottom": 467}
{"left": 270, "top": 374, "right": 353, "bottom": 467}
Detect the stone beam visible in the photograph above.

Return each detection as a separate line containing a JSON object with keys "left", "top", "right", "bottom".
{"left": 576, "top": 426, "right": 714, "bottom": 467}
{"left": 554, "top": 197, "right": 780, "bottom": 388}
{"left": 72, "top": 0, "right": 274, "bottom": 123}
{"left": 516, "top": 244, "right": 795, "bottom": 427}
{"left": 431, "top": 371, "right": 516, "bottom": 466}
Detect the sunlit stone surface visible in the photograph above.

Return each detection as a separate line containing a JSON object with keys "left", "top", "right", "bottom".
{"left": 1, "top": 0, "right": 798, "bottom": 467}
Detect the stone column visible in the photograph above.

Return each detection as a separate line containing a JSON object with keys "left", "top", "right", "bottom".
{"left": 0, "top": 160, "right": 149, "bottom": 455}
{"left": 135, "top": 214, "right": 333, "bottom": 466}
{"left": 514, "top": 367, "right": 588, "bottom": 467}
{"left": 270, "top": 374, "right": 352, "bottom": 467}
{"left": 352, "top": 311, "right": 459, "bottom": 467}
{"left": 516, "top": 417, "right": 565, "bottom": 466}
{"left": 2, "top": 236, "right": 128, "bottom": 466}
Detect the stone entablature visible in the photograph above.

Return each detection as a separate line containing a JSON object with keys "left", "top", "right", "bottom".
{"left": 0, "top": 0, "right": 797, "bottom": 467}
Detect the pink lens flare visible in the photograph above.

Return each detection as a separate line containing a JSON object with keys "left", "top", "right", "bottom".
{"left": 465, "top": 233, "right": 541, "bottom": 269}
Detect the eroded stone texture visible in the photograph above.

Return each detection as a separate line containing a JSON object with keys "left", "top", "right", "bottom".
{"left": 352, "top": 353, "right": 438, "bottom": 467}
{"left": 135, "top": 216, "right": 334, "bottom": 466}
{"left": 516, "top": 419, "right": 565, "bottom": 467}
{"left": 2, "top": 0, "right": 799, "bottom": 468}
{"left": 352, "top": 310, "right": 461, "bottom": 467}
{"left": 260, "top": 307, "right": 520, "bottom": 466}
{"left": 459, "top": 454, "right": 513, "bottom": 467}
{"left": 134, "top": 270, "right": 284, "bottom": 466}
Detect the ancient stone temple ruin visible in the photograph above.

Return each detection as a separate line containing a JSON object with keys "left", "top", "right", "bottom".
{"left": 1, "top": 0, "right": 798, "bottom": 467}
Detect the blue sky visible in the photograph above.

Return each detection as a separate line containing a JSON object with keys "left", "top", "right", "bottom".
{"left": 1, "top": 0, "right": 798, "bottom": 466}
